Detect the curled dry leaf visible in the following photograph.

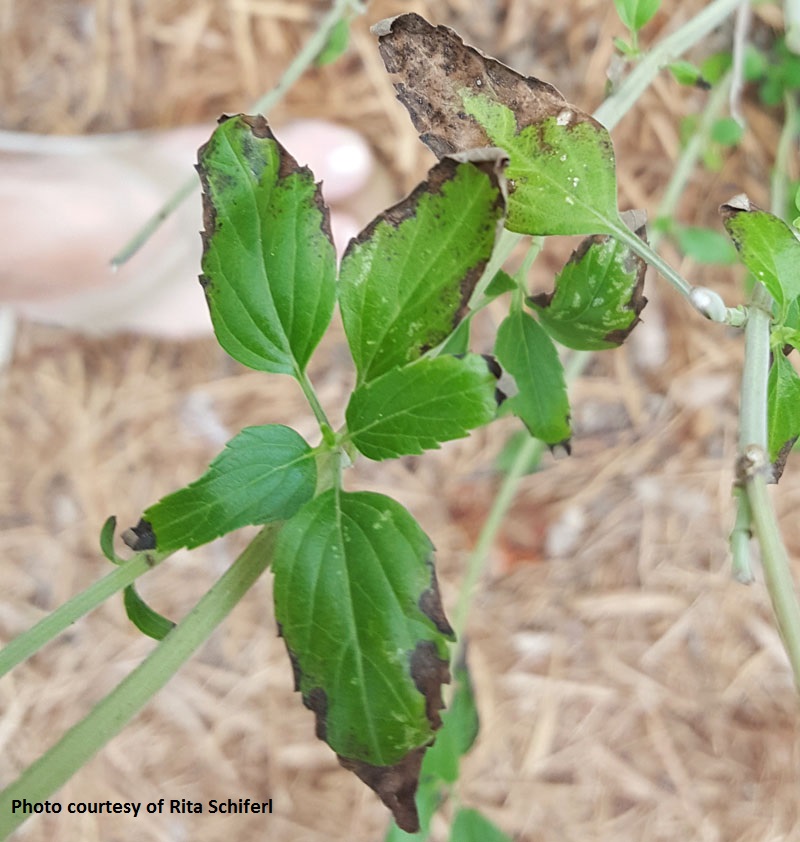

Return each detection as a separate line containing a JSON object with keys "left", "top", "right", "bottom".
{"left": 373, "top": 13, "right": 593, "bottom": 156}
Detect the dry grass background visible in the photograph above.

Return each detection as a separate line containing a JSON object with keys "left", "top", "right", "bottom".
{"left": 2, "top": 0, "right": 800, "bottom": 840}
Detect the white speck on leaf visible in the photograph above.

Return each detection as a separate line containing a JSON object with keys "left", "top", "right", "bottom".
{"left": 556, "top": 109, "right": 573, "bottom": 126}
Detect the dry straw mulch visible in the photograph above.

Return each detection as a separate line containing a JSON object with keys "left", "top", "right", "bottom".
{"left": 2, "top": 1, "right": 800, "bottom": 840}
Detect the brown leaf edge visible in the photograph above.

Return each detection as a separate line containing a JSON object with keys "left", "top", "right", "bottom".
{"left": 277, "top": 559, "right": 454, "bottom": 833}
{"left": 195, "top": 113, "right": 333, "bottom": 297}
{"left": 372, "top": 13, "right": 604, "bottom": 159}
{"left": 341, "top": 147, "right": 508, "bottom": 365}
{"left": 772, "top": 435, "right": 798, "bottom": 484}
{"left": 528, "top": 209, "right": 648, "bottom": 347}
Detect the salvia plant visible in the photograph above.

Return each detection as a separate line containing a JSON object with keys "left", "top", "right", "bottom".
{"left": 2, "top": 2, "right": 800, "bottom": 840}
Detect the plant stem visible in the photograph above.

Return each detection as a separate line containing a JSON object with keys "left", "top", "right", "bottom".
{"left": 736, "top": 283, "right": 800, "bottom": 690}
{"left": 730, "top": 485, "right": 754, "bottom": 583}
{"left": 747, "top": 472, "right": 800, "bottom": 691}
{"left": 740, "top": 284, "right": 771, "bottom": 450}
{"left": 593, "top": 0, "right": 745, "bottom": 129}
{"left": 111, "top": 0, "right": 364, "bottom": 267}
{"left": 772, "top": 93, "right": 798, "bottom": 218}
{"left": 655, "top": 73, "right": 732, "bottom": 229}
{"left": 297, "top": 367, "right": 331, "bottom": 431}
{"left": 0, "top": 525, "right": 277, "bottom": 840}
{"left": 730, "top": 284, "right": 771, "bottom": 583}
{"left": 450, "top": 351, "right": 590, "bottom": 661}
{"left": 0, "top": 552, "right": 166, "bottom": 679}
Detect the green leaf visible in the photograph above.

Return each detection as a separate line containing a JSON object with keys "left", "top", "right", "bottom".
{"left": 495, "top": 310, "right": 571, "bottom": 447}
{"left": 449, "top": 808, "right": 513, "bottom": 842}
{"left": 613, "top": 0, "right": 660, "bottom": 33}
{"left": 129, "top": 425, "right": 316, "bottom": 552}
{"left": 495, "top": 430, "right": 543, "bottom": 475}
{"left": 721, "top": 195, "right": 800, "bottom": 314}
{"left": 375, "top": 13, "right": 622, "bottom": 237}
{"left": 767, "top": 353, "right": 800, "bottom": 471}
{"left": 701, "top": 51, "right": 733, "bottom": 85}
{"left": 674, "top": 225, "right": 738, "bottom": 265}
{"left": 785, "top": 296, "right": 800, "bottom": 333}
{"left": 197, "top": 114, "right": 336, "bottom": 376}
{"left": 710, "top": 116, "right": 744, "bottom": 146}
{"left": 461, "top": 92, "right": 621, "bottom": 236}
{"left": 484, "top": 269, "right": 518, "bottom": 299}
{"left": 123, "top": 585, "right": 175, "bottom": 641}
{"left": 339, "top": 150, "right": 507, "bottom": 384}
{"left": 437, "top": 316, "right": 472, "bottom": 356}
{"left": 273, "top": 489, "right": 454, "bottom": 833}
{"left": 346, "top": 355, "right": 498, "bottom": 461}
{"left": 528, "top": 219, "right": 647, "bottom": 350}
{"left": 420, "top": 654, "right": 479, "bottom": 785}
{"left": 316, "top": 17, "right": 350, "bottom": 66}
{"left": 668, "top": 60, "right": 709, "bottom": 88}
{"left": 100, "top": 516, "right": 122, "bottom": 564}
{"left": 613, "top": 36, "right": 637, "bottom": 57}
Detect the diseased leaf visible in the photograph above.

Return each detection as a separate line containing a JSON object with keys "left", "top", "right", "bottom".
{"left": 346, "top": 355, "right": 499, "bottom": 461}
{"left": 420, "top": 652, "right": 479, "bottom": 785}
{"left": 721, "top": 194, "right": 800, "bottom": 315}
{"left": 339, "top": 150, "right": 507, "bottom": 384}
{"left": 529, "top": 214, "right": 648, "bottom": 350}
{"left": 495, "top": 310, "right": 571, "bottom": 447}
{"left": 382, "top": 782, "right": 442, "bottom": 841}
{"left": 374, "top": 13, "right": 622, "bottom": 237}
{"left": 125, "top": 425, "right": 315, "bottom": 552}
{"left": 449, "top": 808, "right": 513, "bottom": 842}
{"left": 273, "top": 490, "right": 455, "bottom": 833}
{"left": 767, "top": 352, "right": 800, "bottom": 479}
{"left": 197, "top": 114, "right": 336, "bottom": 375}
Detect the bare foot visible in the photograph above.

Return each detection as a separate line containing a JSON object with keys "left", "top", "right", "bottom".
{"left": 0, "top": 120, "right": 377, "bottom": 338}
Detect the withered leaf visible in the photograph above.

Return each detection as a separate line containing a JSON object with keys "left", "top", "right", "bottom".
{"left": 374, "top": 14, "right": 622, "bottom": 237}
{"left": 373, "top": 13, "right": 571, "bottom": 157}
{"left": 272, "top": 490, "right": 455, "bottom": 833}
{"left": 528, "top": 209, "right": 648, "bottom": 350}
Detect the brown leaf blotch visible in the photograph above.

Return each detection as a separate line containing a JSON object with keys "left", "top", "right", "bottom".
{"left": 409, "top": 639, "right": 450, "bottom": 732}
{"left": 374, "top": 13, "right": 602, "bottom": 159}
{"left": 338, "top": 746, "right": 427, "bottom": 833}
{"left": 771, "top": 436, "right": 797, "bottom": 484}
{"left": 121, "top": 519, "right": 156, "bottom": 552}
{"left": 418, "top": 560, "right": 455, "bottom": 639}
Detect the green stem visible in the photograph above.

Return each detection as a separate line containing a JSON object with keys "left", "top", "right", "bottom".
{"left": 297, "top": 368, "right": 331, "bottom": 431}
{"left": 0, "top": 525, "right": 277, "bottom": 841}
{"left": 732, "top": 283, "right": 771, "bottom": 583}
{"left": 772, "top": 93, "right": 798, "bottom": 218}
{"left": 450, "top": 351, "right": 589, "bottom": 661}
{"left": 111, "top": 0, "right": 364, "bottom": 267}
{"left": 730, "top": 485, "right": 754, "bottom": 583}
{"left": 593, "top": 0, "right": 745, "bottom": 129}
{"left": 655, "top": 73, "right": 732, "bottom": 231}
{"left": 740, "top": 284, "right": 771, "bottom": 449}
{"left": 737, "top": 283, "right": 800, "bottom": 690}
{"left": 0, "top": 551, "right": 167, "bottom": 679}
{"left": 747, "top": 473, "right": 800, "bottom": 692}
